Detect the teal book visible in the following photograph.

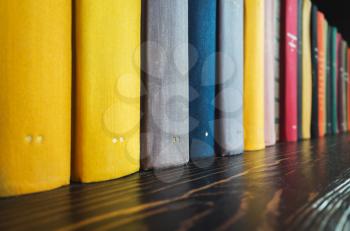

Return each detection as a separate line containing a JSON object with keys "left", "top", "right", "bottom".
{"left": 329, "top": 27, "right": 338, "bottom": 134}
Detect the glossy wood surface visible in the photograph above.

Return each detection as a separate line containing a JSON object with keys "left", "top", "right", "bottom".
{"left": 1, "top": 135, "right": 350, "bottom": 230}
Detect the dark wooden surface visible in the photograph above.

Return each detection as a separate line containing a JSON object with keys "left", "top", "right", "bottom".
{"left": 1, "top": 135, "right": 350, "bottom": 231}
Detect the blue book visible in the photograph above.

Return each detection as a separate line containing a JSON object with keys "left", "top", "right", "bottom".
{"left": 189, "top": 0, "right": 217, "bottom": 159}
{"left": 215, "top": 0, "right": 244, "bottom": 155}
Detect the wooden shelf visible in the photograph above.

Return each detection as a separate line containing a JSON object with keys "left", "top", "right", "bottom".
{"left": 1, "top": 134, "right": 350, "bottom": 230}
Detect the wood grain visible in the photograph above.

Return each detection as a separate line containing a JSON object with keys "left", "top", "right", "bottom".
{"left": 1, "top": 135, "right": 350, "bottom": 230}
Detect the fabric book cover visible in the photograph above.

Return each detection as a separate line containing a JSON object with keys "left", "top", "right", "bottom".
{"left": 141, "top": 0, "right": 189, "bottom": 169}
{"left": 73, "top": 0, "right": 141, "bottom": 182}
{"left": 326, "top": 24, "right": 333, "bottom": 134}
{"left": 216, "top": 0, "right": 244, "bottom": 155}
{"left": 0, "top": 0, "right": 71, "bottom": 197}
{"left": 189, "top": 0, "right": 217, "bottom": 158}
{"left": 317, "top": 12, "right": 326, "bottom": 137}
{"left": 340, "top": 40, "right": 348, "bottom": 132}
{"left": 336, "top": 34, "right": 342, "bottom": 132}
{"left": 264, "top": 0, "right": 277, "bottom": 146}
{"left": 337, "top": 35, "right": 346, "bottom": 133}
{"left": 311, "top": 6, "right": 319, "bottom": 137}
{"left": 348, "top": 48, "right": 350, "bottom": 131}
{"left": 244, "top": 0, "right": 265, "bottom": 150}
{"left": 274, "top": 0, "right": 281, "bottom": 141}
{"left": 344, "top": 41, "right": 349, "bottom": 131}
{"left": 280, "top": 0, "right": 298, "bottom": 142}
{"left": 301, "top": 0, "right": 312, "bottom": 139}
{"left": 330, "top": 27, "right": 339, "bottom": 134}
{"left": 297, "top": 0, "right": 303, "bottom": 139}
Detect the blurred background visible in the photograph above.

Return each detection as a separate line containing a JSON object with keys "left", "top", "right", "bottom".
{"left": 314, "top": 0, "right": 350, "bottom": 43}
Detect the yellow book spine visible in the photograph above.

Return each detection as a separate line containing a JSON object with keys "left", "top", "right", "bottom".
{"left": 73, "top": 0, "right": 141, "bottom": 182}
{"left": 301, "top": 0, "right": 312, "bottom": 139}
{"left": 244, "top": 0, "right": 265, "bottom": 151}
{"left": 0, "top": 0, "right": 71, "bottom": 197}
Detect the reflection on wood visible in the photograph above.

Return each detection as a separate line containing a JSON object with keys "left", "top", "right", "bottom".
{"left": 0, "top": 135, "right": 350, "bottom": 230}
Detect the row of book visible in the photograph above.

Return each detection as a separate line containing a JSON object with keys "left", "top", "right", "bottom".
{"left": 0, "top": 0, "right": 349, "bottom": 197}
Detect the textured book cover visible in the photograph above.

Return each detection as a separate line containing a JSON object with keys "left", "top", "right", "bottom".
{"left": 325, "top": 22, "right": 332, "bottom": 134}
{"left": 326, "top": 24, "right": 333, "bottom": 134}
{"left": 0, "top": 0, "right": 71, "bottom": 196}
{"left": 216, "top": 0, "right": 244, "bottom": 155}
{"left": 73, "top": 0, "right": 141, "bottom": 182}
{"left": 274, "top": 0, "right": 281, "bottom": 141}
{"left": 297, "top": 0, "right": 303, "bottom": 139}
{"left": 317, "top": 12, "right": 326, "bottom": 137}
{"left": 323, "top": 21, "right": 329, "bottom": 134}
{"left": 301, "top": 0, "right": 312, "bottom": 139}
{"left": 348, "top": 48, "right": 350, "bottom": 131}
{"left": 336, "top": 34, "right": 342, "bottom": 132}
{"left": 311, "top": 6, "right": 319, "bottom": 137}
{"left": 344, "top": 41, "right": 349, "bottom": 131}
{"left": 141, "top": 0, "right": 189, "bottom": 169}
{"left": 280, "top": 0, "right": 298, "bottom": 142}
{"left": 340, "top": 40, "right": 348, "bottom": 132}
{"left": 244, "top": 0, "right": 265, "bottom": 150}
{"left": 330, "top": 27, "right": 339, "bottom": 134}
{"left": 337, "top": 35, "right": 346, "bottom": 132}
{"left": 189, "top": 0, "right": 217, "bottom": 158}
{"left": 264, "top": 0, "right": 277, "bottom": 146}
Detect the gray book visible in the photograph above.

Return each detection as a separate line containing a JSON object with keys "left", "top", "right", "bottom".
{"left": 141, "top": 0, "right": 189, "bottom": 169}
{"left": 274, "top": 0, "right": 281, "bottom": 140}
{"left": 215, "top": 0, "right": 244, "bottom": 155}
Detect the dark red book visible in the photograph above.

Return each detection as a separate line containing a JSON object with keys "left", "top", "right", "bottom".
{"left": 280, "top": 0, "right": 298, "bottom": 142}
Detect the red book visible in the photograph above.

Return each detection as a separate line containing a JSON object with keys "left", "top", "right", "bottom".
{"left": 280, "top": 0, "right": 298, "bottom": 142}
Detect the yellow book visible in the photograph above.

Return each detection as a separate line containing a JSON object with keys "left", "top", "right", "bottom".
{"left": 73, "top": 0, "right": 141, "bottom": 182}
{"left": 0, "top": 0, "right": 71, "bottom": 197}
{"left": 244, "top": 0, "right": 265, "bottom": 151}
{"left": 301, "top": 0, "right": 312, "bottom": 139}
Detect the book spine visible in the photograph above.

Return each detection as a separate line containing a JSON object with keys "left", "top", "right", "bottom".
{"left": 337, "top": 34, "right": 345, "bottom": 132}
{"left": 330, "top": 27, "right": 339, "bottom": 134}
{"left": 317, "top": 12, "right": 326, "bottom": 137}
{"left": 297, "top": 0, "right": 303, "bottom": 139}
{"left": 301, "top": 0, "right": 312, "bottom": 139}
{"left": 340, "top": 40, "right": 348, "bottom": 132}
{"left": 0, "top": 0, "right": 71, "bottom": 197}
{"left": 348, "top": 47, "right": 350, "bottom": 131}
{"left": 280, "top": 0, "right": 298, "bottom": 142}
{"left": 344, "top": 41, "right": 349, "bottom": 131}
{"left": 189, "top": 0, "right": 217, "bottom": 158}
{"left": 264, "top": 0, "right": 277, "bottom": 146}
{"left": 216, "top": 0, "right": 244, "bottom": 155}
{"left": 274, "top": 0, "right": 281, "bottom": 141}
{"left": 326, "top": 25, "right": 333, "bottom": 134}
{"left": 73, "top": 0, "right": 141, "bottom": 182}
{"left": 244, "top": 0, "right": 265, "bottom": 150}
{"left": 311, "top": 6, "right": 319, "bottom": 137}
{"left": 141, "top": 0, "right": 189, "bottom": 169}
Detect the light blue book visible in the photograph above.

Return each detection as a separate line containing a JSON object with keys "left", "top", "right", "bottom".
{"left": 215, "top": 0, "right": 244, "bottom": 155}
